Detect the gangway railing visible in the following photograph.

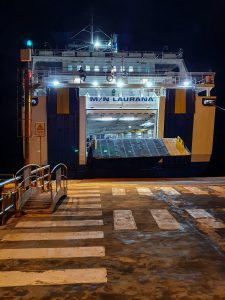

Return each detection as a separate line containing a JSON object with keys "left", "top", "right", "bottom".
{"left": 50, "top": 163, "right": 68, "bottom": 211}
{"left": 0, "top": 163, "right": 68, "bottom": 225}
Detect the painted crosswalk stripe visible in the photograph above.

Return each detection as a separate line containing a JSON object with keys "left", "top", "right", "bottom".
{"left": 208, "top": 186, "right": 225, "bottom": 193}
{"left": 67, "top": 198, "right": 101, "bottom": 203}
{"left": 186, "top": 209, "right": 225, "bottom": 228}
{"left": 0, "top": 268, "right": 107, "bottom": 287}
{"left": 136, "top": 187, "right": 153, "bottom": 196}
{"left": 59, "top": 203, "right": 102, "bottom": 209}
{"left": 67, "top": 194, "right": 101, "bottom": 197}
{"left": 112, "top": 188, "right": 126, "bottom": 196}
{"left": 150, "top": 209, "right": 181, "bottom": 230}
{"left": 114, "top": 210, "right": 137, "bottom": 230}
{"left": 195, "top": 218, "right": 225, "bottom": 228}
{"left": 183, "top": 186, "right": 208, "bottom": 195}
{"left": 160, "top": 187, "right": 180, "bottom": 195}
{"left": 0, "top": 246, "right": 105, "bottom": 260}
{"left": 67, "top": 190, "right": 100, "bottom": 193}
{"left": 53, "top": 211, "right": 102, "bottom": 217}
{"left": 186, "top": 209, "right": 212, "bottom": 218}
{"left": 15, "top": 220, "right": 103, "bottom": 228}
{"left": 2, "top": 231, "right": 104, "bottom": 241}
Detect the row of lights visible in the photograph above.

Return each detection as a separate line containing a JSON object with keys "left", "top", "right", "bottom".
{"left": 52, "top": 79, "right": 192, "bottom": 87}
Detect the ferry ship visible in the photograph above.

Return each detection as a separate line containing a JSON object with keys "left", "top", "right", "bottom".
{"left": 19, "top": 20, "right": 216, "bottom": 178}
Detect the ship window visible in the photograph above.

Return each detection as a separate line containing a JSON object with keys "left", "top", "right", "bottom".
{"left": 120, "top": 66, "right": 125, "bottom": 72}
{"left": 68, "top": 65, "right": 73, "bottom": 71}
{"left": 85, "top": 65, "right": 90, "bottom": 71}
{"left": 103, "top": 66, "right": 108, "bottom": 72}
{"left": 94, "top": 66, "right": 100, "bottom": 72}
{"left": 128, "top": 66, "right": 133, "bottom": 72}
{"left": 77, "top": 65, "right": 81, "bottom": 71}
{"left": 155, "top": 64, "right": 180, "bottom": 73}
{"left": 113, "top": 66, "right": 117, "bottom": 72}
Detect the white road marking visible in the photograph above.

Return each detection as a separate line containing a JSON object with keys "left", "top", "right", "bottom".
{"left": 136, "top": 187, "right": 153, "bottom": 196}
{"left": 59, "top": 203, "right": 102, "bottom": 209}
{"left": 67, "top": 194, "right": 101, "bottom": 197}
{"left": 114, "top": 210, "right": 137, "bottom": 230}
{"left": 150, "top": 209, "right": 181, "bottom": 230}
{"left": 196, "top": 218, "right": 225, "bottom": 229}
{"left": 15, "top": 220, "right": 103, "bottom": 228}
{"left": 186, "top": 209, "right": 212, "bottom": 218}
{"left": 0, "top": 268, "right": 107, "bottom": 286}
{"left": 112, "top": 188, "right": 126, "bottom": 196}
{"left": 160, "top": 187, "right": 180, "bottom": 196}
{"left": 184, "top": 186, "right": 208, "bottom": 195}
{"left": 0, "top": 246, "right": 105, "bottom": 260}
{"left": 208, "top": 186, "right": 225, "bottom": 193}
{"left": 67, "top": 198, "right": 101, "bottom": 203}
{"left": 53, "top": 211, "right": 102, "bottom": 217}
{"left": 67, "top": 190, "right": 100, "bottom": 193}
{"left": 2, "top": 231, "right": 104, "bottom": 241}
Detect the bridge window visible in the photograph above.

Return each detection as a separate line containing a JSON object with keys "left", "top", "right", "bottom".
{"left": 85, "top": 65, "right": 90, "bottom": 71}
{"left": 94, "top": 66, "right": 100, "bottom": 72}
{"left": 120, "top": 66, "right": 125, "bottom": 72}
{"left": 128, "top": 66, "right": 133, "bottom": 72}
{"left": 67, "top": 65, "right": 73, "bottom": 71}
{"left": 77, "top": 65, "right": 81, "bottom": 71}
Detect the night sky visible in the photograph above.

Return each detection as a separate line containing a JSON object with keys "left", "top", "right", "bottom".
{"left": 0, "top": 0, "right": 225, "bottom": 174}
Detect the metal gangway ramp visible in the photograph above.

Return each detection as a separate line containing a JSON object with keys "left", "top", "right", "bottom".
{"left": 0, "top": 163, "right": 67, "bottom": 225}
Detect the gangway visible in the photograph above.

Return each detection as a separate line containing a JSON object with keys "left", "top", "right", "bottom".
{"left": 0, "top": 163, "right": 67, "bottom": 225}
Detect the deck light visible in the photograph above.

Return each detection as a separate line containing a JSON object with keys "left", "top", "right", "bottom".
{"left": 92, "top": 81, "right": 99, "bottom": 86}
{"left": 53, "top": 80, "right": 60, "bottom": 86}
{"left": 183, "top": 80, "right": 191, "bottom": 87}
{"left": 117, "top": 80, "right": 124, "bottom": 88}
{"left": 146, "top": 81, "right": 153, "bottom": 87}
{"left": 94, "top": 40, "right": 101, "bottom": 48}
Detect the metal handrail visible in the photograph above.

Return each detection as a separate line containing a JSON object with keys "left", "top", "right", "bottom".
{"left": 50, "top": 163, "right": 68, "bottom": 198}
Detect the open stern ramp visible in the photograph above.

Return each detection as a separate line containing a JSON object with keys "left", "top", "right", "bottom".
{"left": 93, "top": 137, "right": 190, "bottom": 159}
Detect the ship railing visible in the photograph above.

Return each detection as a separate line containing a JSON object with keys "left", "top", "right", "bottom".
{"left": 0, "top": 164, "right": 67, "bottom": 225}
{"left": 33, "top": 68, "right": 215, "bottom": 86}
{"left": 32, "top": 49, "right": 183, "bottom": 59}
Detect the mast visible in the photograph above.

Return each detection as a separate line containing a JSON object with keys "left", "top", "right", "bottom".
{"left": 91, "top": 14, "right": 94, "bottom": 45}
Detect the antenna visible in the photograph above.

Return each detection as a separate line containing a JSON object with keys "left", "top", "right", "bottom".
{"left": 68, "top": 16, "right": 116, "bottom": 52}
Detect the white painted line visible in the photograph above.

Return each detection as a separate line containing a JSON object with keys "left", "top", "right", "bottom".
{"left": 136, "top": 187, "right": 153, "bottom": 196}
{"left": 0, "top": 246, "right": 105, "bottom": 260}
{"left": 53, "top": 211, "right": 102, "bottom": 217}
{"left": 15, "top": 220, "right": 103, "bottom": 228}
{"left": 0, "top": 268, "right": 107, "bottom": 286}
{"left": 114, "top": 210, "right": 137, "bottom": 230}
{"left": 208, "top": 186, "right": 225, "bottom": 193}
{"left": 184, "top": 186, "right": 208, "bottom": 195}
{"left": 150, "top": 209, "right": 181, "bottom": 230}
{"left": 2, "top": 231, "right": 104, "bottom": 241}
{"left": 112, "top": 188, "right": 126, "bottom": 196}
{"left": 59, "top": 204, "right": 102, "bottom": 209}
{"left": 196, "top": 218, "right": 225, "bottom": 228}
{"left": 160, "top": 187, "right": 180, "bottom": 195}
{"left": 67, "top": 198, "right": 101, "bottom": 203}
{"left": 186, "top": 209, "right": 212, "bottom": 218}
{"left": 67, "top": 194, "right": 101, "bottom": 197}
{"left": 68, "top": 190, "right": 100, "bottom": 193}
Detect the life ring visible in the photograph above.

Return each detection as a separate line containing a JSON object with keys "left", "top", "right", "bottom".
{"left": 106, "top": 74, "right": 114, "bottom": 82}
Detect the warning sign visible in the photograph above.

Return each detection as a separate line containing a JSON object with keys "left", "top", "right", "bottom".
{"left": 35, "top": 122, "right": 45, "bottom": 137}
